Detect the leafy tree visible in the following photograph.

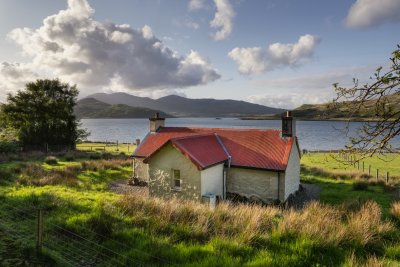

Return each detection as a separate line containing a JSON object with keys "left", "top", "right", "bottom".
{"left": 2, "top": 79, "right": 87, "bottom": 150}
{"left": 333, "top": 45, "right": 400, "bottom": 157}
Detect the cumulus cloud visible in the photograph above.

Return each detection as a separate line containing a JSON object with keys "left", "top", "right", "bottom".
{"left": 228, "top": 34, "right": 320, "bottom": 75}
{"left": 345, "top": 0, "right": 400, "bottom": 28}
{"left": 188, "top": 0, "right": 206, "bottom": 11}
{"left": 2, "top": 0, "right": 220, "bottom": 100}
{"left": 210, "top": 0, "right": 235, "bottom": 41}
{"left": 0, "top": 62, "right": 40, "bottom": 102}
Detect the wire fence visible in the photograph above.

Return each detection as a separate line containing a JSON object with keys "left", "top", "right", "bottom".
{"left": 0, "top": 200, "right": 170, "bottom": 266}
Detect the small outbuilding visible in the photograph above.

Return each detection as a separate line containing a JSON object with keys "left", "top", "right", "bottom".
{"left": 132, "top": 112, "right": 301, "bottom": 204}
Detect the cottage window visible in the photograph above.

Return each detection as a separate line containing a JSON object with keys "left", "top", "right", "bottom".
{"left": 173, "top": 169, "right": 181, "bottom": 190}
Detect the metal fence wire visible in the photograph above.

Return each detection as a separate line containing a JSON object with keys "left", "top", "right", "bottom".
{"left": 0, "top": 201, "right": 171, "bottom": 267}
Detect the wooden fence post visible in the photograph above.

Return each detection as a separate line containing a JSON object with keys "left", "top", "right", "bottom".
{"left": 369, "top": 165, "right": 371, "bottom": 176}
{"left": 362, "top": 161, "right": 364, "bottom": 172}
{"left": 376, "top": 169, "right": 379, "bottom": 182}
{"left": 36, "top": 209, "right": 43, "bottom": 255}
{"left": 386, "top": 172, "right": 389, "bottom": 184}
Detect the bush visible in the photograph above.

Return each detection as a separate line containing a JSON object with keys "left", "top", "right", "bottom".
{"left": 352, "top": 181, "right": 369, "bottom": 191}
{"left": 0, "top": 141, "right": 19, "bottom": 153}
{"left": 101, "top": 152, "right": 112, "bottom": 160}
{"left": 44, "top": 156, "right": 58, "bottom": 165}
{"left": 0, "top": 168, "right": 15, "bottom": 182}
{"left": 65, "top": 152, "right": 75, "bottom": 162}
{"left": 89, "top": 153, "right": 102, "bottom": 160}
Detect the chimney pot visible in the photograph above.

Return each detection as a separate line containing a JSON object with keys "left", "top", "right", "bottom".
{"left": 149, "top": 112, "right": 165, "bottom": 133}
{"left": 281, "top": 111, "right": 296, "bottom": 137}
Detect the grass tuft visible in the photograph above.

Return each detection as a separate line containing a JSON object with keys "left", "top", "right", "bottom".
{"left": 44, "top": 156, "right": 58, "bottom": 165}
{"left": 353, "top": 180, "right": 369, "bottom": 191}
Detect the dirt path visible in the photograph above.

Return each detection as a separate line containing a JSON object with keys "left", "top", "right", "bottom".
{"left": 108, "top": 179, "right": 149, "bottom": 196}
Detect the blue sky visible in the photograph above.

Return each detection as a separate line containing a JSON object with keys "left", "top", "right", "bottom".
{"left": 0, "top": 0, "right": 399, "bottom": 108}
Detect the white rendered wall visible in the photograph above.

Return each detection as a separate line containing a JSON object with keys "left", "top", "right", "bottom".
{"left": 200, "top": 164, "right": 224, "bottom": 198}
{"left": 283, "top": 141, "right": 301, "bottom": 200}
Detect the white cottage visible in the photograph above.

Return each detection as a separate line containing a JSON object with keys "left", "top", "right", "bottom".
{"left": 132, "top": 112, "right": 301, "bottom": 203}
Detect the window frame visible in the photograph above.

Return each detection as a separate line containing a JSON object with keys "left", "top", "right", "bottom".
{"left": 172, "top": 169, "right": 181, "bottom": 191}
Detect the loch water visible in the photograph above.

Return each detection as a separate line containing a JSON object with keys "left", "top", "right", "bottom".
{"left": 80, "top": 118, "right": 400, "bottom": 151}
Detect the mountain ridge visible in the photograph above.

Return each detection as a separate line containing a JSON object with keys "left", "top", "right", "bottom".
{"left": 74, "top": 98, "right": 171, "bottom": 119}
{"left": 86, "top": 92, "right": 285, "bottom": 117}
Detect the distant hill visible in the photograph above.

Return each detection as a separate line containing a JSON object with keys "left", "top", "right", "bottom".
{"left": 74, "top": 98, "right": 170, "bottom": 119}
{"left": 241, "top": 94, "right": 400, "bottom": 121}
{"left": 87, "top": 92, "right": 284, "bottom": 117}
{"left": 292, "top": 94, "right": 400, "bottom": 120}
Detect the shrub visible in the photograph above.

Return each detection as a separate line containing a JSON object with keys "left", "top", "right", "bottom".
{"left": 44, "top": 156, "right": 58, "bottom": 165}
{"left": 101, "top": 152, "right": 112, "bottom": 160}
{"left": 64, "top": 152, "right": 75, "bottom": 162}
{"left": 0, "top": 168, "right": 15, "bottom": 182}
{"left": 89, "top": 153, "right": 102, "bottom": 160}
{"left": 0, "top": 141, "right": 19, "bottom": 153}
{"left": 352, "top": 181, "right": 369, "bottom": 191}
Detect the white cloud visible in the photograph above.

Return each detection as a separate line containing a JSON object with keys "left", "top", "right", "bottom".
{"left": 2, "top": 0, "right": 220, "bottom": 100}
{"left": 345, "top": 0, "right": 400, "bottom": 28}
{"left": 0, "top": 62, "right": 40, "bottom": 102}
{"left": 228, "top": 47, "right": 266, "bottom": 74}
{"left": 248, "top": 93, "right": 331, "bottom": 110}
{"left": 210, "top": 0, "right": 235, "bottom": 41}
{"left": 228, "top": 34, "right": 320, "bottom": 75}
{"left": 188, "top": 0, "right": 206, "bottom": 11}
{"left": 174, "top": 16, "right": 200, "bottom": 30}
{"left": 247, "top": 65, "right": 375, "bottom": 108}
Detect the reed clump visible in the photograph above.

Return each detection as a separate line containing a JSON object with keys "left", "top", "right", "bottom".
{"left": 81, "top": 159, "right": 131, "bottom": 172}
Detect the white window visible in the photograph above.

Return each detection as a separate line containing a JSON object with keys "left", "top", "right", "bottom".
{"left": 173, "top": 169, "right": 181, "bottom": 190}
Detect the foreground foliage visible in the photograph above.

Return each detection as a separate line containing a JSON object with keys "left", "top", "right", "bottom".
{"left": 0, "top": 151, "right": 399, "bottom": 266}
{"left": 333, "top": 45, "right": 400, "bottom": 157}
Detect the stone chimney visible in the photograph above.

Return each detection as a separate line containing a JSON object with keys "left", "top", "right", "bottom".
{"left": 281, "top": 111, "right": 296, "bottom": 137}
{"left": 149, "top": 112, "right": 165, "bottom": 133}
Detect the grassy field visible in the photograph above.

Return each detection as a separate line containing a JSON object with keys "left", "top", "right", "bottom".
{"left": 301, "top": 153, "right": 400, "bottom": 217}
{"left": 301, "top": 152, "right": 400, "bottom": 178}
{"left": 76, "top": 142, "right": 136, "bottom": 155}
{"left": 0, "top": 150, "right": 400, "bottom": 265}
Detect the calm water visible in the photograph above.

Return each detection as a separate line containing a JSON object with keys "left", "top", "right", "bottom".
{"left": 80, "top": 118, "right": 400, "bottom": 151}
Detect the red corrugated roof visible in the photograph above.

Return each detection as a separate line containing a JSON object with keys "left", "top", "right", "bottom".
{"left": 143, "top": 134, "right": 229, "bottom": 170}
{"left": 134, "top": 127, "right": 295, "bottom": 171}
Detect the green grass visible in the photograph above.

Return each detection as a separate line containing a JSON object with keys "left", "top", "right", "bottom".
{"left": 0, "top": 151, "right": 399, "bottom": 266}
{"left": 77, "top": 142, "right": 136, "bottom": 155}
{"left": 301, "top": 152, "right": 400, "bottom": 178}
{"left": 301, "top": 170, "right": 394, "bottom": 217}
{"left": 300, "top": 153, "right": 400, "bottom": 217}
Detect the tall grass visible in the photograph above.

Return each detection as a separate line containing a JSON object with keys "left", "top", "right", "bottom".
{"left": 119, "top": 195, "right": 394, "bottom": 252}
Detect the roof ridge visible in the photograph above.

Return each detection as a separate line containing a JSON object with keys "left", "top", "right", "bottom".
{"left": 162, "top": 126, "right": 282, "bottom": 132}
{"left": 171, "top": 133, "right": 215, "bottom": 141}
{"left": 214, "top": 133, "right": 231, "bottom": 159}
